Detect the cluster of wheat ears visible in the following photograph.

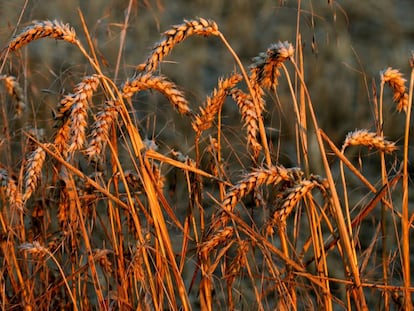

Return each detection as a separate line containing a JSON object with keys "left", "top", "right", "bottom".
{"left": 0, "top": 14, "right": 413, "bottom": 311}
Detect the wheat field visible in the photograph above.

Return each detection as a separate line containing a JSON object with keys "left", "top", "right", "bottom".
{"left": 0, "top": 1, "right": 413, "bottom": 310}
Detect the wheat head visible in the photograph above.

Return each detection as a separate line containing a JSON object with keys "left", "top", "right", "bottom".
{"left": 140, "top": 17, "right": 220, "bottom": 73}
{"left": 192, "top": 73, "right": 242, "bottom": 135}
{"left": 381, "top": 67, "right": 409, "bottom": 113}
{"left": 85, "top": 102, "right": 119, "bottom": 160}
{"left": 8, "top": 20, "right": 77, "bottom": 51}
{"left": 0, "top": 75, "right": 26, "bottom": 117}
{"left": 250, "top": 41, "right": 294, "bottom": 90}
{"left": 342, "top": 129, "right": 397, "bottom": 153}
{"left": 122, "top": 72, "right": 190, "bottom": 114}
{"left": 23, "top": 146, "right": 47, "bottom": 202}
{"left": 216, "top": 165, "right": 303, "bottom": 227}
{"left": 0, "top": 167, "right": 23, "bottom": 210}
{"left": 54, "top": 75, "right": 100, "bottom": 155}
{"left": 231, "top": 88, "right": 262, "bottom": 158}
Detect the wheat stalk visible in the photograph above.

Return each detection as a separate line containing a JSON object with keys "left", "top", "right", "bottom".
{"left": 192, "top": 73, "right": 242, "bottom": 135}
{"left": 0, "top": 75, "right": 26, "bottom": 117}
{"left": 8, "top": 20, "right": 77, "bottom": 51}
{"left": 381, "top": 67, "right": 409, "bottom": 112}
{"left": 342, "top": 129, "right": 397, "bottom": 153}
{"left": 122, "top": 72, "right": 190, "bottom": 114}
{"left": 140, "top": 17, "right": 220, "bottom": 73}
{"left": 23, "top": 146, "right": 47, "bottom": 202}
{"left": 231, "top": 88, "right": 262, "bottom": 158}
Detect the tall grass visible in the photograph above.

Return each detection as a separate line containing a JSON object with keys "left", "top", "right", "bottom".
{"left": 0, "top": 2, "right": 413, "bottom": 310}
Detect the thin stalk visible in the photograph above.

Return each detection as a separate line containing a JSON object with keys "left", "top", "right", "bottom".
{"left": 401, "top": 65, "right": 414, "bottom": 309}
{"left": 289, "top": 58, "right": 368, "bottom": 309}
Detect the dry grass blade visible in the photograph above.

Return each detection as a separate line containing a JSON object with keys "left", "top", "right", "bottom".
{"left": 0, "top": 75, "right": 25, "bottom": 117}
{"left": 8, "top": 19, "right": 77, "bottom": 51}
{"left": 122, "top": 72, "right": 190, "bottom": 114}
{"left": 192, "top": 73, "right": 242, "bottom": 135}
{"left": 342, "top": 129, "right": 397, "bottom": 153}
{"left": 23, "top": 146, "right": 47, "bottom": 202}
{"left": 381, "top": 67, "right": 409, "bottom": 112}
{"left": 141, "top": 17, "right": 220, "bottom": 72}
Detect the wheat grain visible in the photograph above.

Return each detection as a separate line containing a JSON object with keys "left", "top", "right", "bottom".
{"left": 85, "top": 102, "right": 119, "bottom": 160}
{"left": 381, "top": 67, "right": 409, "bottom": 113}
{"left": 342, "top": 129, "right": 397, "bottom": 153}
{"left": 231, "top": 88, "right": 262, "bottom": 158}
{"left": 8, "top": 20, "right": 77, "bottom": 51}
{"left": 23, "top": 146, "right": 47, "bottom": 202}
{"left": 192, "top": 73, "right": 242, "bottom": 135}
{"left": 0, "top": 75, "right": 26, "bottom": 117}
{"left": 123, "top": 72, "right": 190, "bottom": 114}
{"left": 141, "top": 17, "right": 220, "bottom": 73}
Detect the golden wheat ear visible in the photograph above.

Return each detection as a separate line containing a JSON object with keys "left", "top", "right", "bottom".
{"left": 0, "top": 75, "right": 26, "bottom": 117}
{"left": 23, "top": 146, "right": 47, "bottom": 202}
{"left": 342, "top": 129, "right": 397, "bottom": 153}
{"left": 381, "top": 67, "right": 409, "bottom": 113}
{"left": 192, "top": 73, "right": 242, "bottom": 135}
{"left": 250, "top": 41, "right": 294, "bottom": 90}
{"left": 122, "top": 72, "right": 191, "bottom": 114}
{"left": 8, "top": 20, "right": 77, "bottom": 51}
{"left": 140, "top": 17, "right": 220, "bottom": 73}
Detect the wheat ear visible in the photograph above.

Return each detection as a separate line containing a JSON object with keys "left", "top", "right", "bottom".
{"left": 216, "top": 166, "right": 302, "bottom": 227}
{"left": 122, "top": 72, "right": 190, "bottom": 114}
{"left": 54, "top": 75, "right": 100, "bottom": 155}
{"left": 23, "top": 146, "right": 47, "bottom": 202}
{"left": 268, "top": 175, "right": 328, "bottom": 229}
{"left": 0, "top": 168, "right": 23, "bottom": 210}
{"left": 342, "top": 129, "right": 397, "bottom": 153}
{"left": 85, "top": 102, "right": 119, "bottom": 160}
{"left": 231, "top": 88, "right": 262, "bottom": 158}
{"left": 250, "top": 41, "right": 295, "bottom": 90}
{"left": 381, "top": 67, "right": 409, "bottom": 112}
{"left": 0, "top": 75, "right": 26, "bottom": 117}
{"left": 200, "top": 226, "right": 234, "bottom": 255}
{"left": 192, "top": 73, "right": 242, "bottom": 135}
{"left": 8, "top": 20, "right": 77, "bottom": 51}
{"left": 140, "top": 17, "right": 220, "bottom": 73}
